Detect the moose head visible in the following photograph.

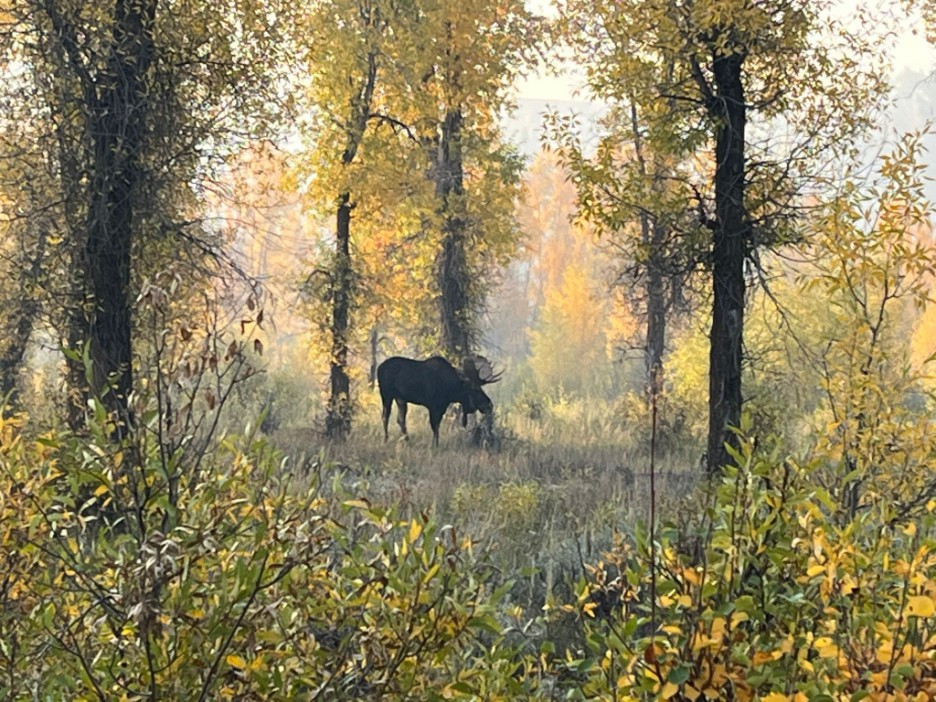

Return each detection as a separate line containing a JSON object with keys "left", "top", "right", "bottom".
{"left": 457, "top": 355, "right": 502, "bottom": 420}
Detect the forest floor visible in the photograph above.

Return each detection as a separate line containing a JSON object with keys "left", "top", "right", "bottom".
{"left": 269, "top": 405, "right": 703, "bottom": 607}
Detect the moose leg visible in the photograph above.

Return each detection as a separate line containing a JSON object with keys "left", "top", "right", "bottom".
{"left": 429, "top": 406, "right": 445, "bottom": 448}
{"left": 381, "top": 396, "right": 393, "bottom": 441}
{"left": 395, "top": 399, "right": 408, "bottom": 439}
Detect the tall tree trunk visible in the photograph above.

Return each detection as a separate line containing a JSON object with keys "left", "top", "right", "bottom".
{"left": 84, "top": 0, "right": 156, "bottom": 436}
{"left": 629, "top": 102, "right": 667, "bottom": 397}
{"left": 369, "top": 325, "right": 379, "bottom": 388}
{"left": 0, "top": 229, "right": 48, "bottom": 409}
{"left": 322, "top": 43, "right": 378, "bottom": 440}
{"left": 435, "top": 107, "right": 472, "bottom": 357}
{"left": 48, "top": 62, "right": 90, "bottom": 431}
{"left": 706, "top": 52, "right": 748, "bottom": 474}
{"left": 645, "top": 224, "right": 667, "bottom": 389}
{"left": 326, "top": 193, "right": 353, "bottom": 439}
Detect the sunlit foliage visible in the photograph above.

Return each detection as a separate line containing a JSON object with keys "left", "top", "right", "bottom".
{"left": 4, "top": 0, "right": 936, "bottom": 699}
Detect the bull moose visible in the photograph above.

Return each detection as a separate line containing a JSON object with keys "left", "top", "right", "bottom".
{"left": 377, "top": 355, "right": 501, "bottom": 446}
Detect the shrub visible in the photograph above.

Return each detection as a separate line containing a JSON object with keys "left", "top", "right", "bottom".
{"left": 0, "top": 408, "right": 537, "bottom": 700}
{"left": 560, "top": 433, "right": 936, "bottom": 700}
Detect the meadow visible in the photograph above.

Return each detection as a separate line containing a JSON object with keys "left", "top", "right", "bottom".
{"left": 273, "top": 393, "right": 699, "bottom": 590}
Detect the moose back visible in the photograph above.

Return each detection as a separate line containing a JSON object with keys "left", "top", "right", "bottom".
{"left": 377, "top": 355, "right": 501, "bottom": 446}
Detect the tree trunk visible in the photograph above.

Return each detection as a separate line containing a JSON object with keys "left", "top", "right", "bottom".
{"left": 321, "top": 43, "right": 378, "bottom": 440}
{"left": 325, "top": 193, "right": 353, "bottom": 439}
{"left": 645, "top": 223, "right": 667, "bottom": 390}
{"left": 369, "top": 326, "right": 378, "bottom": 388}
{"left": 630, "top": 103, "right": 668, "bottom": 399}
{"left": 84, "top": 0, "right": 157, "bottom": 436}
{"left": 48, "top": 63, "right": 90, "bottom": 431}
{"left": 64, "top": 271, "right": 87, "bottom": 432}
{"left": 706, "top": 52, "right": 748, "bottom": 474}
{"left": 0, "top": 301, "right": 38, "bottom": 411}
{"left": 63, "top": 205, "right": 89, "bottom": 433}
{"left": 0, "top": 229, "right": 49, "bottom": 409}
{"left": 435, "top": 107, "right": 472, "bottom": 357}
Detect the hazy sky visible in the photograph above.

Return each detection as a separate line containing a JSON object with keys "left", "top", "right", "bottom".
{"left": 516, "top": 5, "right": 936, "bottom": 103}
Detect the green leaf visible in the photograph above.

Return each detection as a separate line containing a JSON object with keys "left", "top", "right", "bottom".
{"left": 467, "top": 615, "right": 501, "bottom": 635}
{"left": 667, "top": 664, "right": 691, "bottom": 685}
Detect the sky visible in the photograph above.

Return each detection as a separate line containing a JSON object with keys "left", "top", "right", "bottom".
{"left": 515, "top": 4, "right": 936, "bottom": 103}
{"left": 507, "top": 3, "right": 936, "bottom": 199}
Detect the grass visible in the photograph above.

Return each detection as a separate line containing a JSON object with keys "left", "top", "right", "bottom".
{"left": 269, "top": 394, "right": 705, "bottom": 608}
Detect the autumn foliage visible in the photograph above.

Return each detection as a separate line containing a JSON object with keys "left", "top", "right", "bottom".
{"left": 5, "top": 0, "right": 936, "bottom": 699}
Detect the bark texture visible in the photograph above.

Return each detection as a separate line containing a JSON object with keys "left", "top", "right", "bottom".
{"left": 324, "top": 43, "right": 378, "bottom": 440}
{"left": 706, "top": 52, "right": 748, "bottom": 474}
{"left": 435, "top": 107, "right": 473, "bottom": 357}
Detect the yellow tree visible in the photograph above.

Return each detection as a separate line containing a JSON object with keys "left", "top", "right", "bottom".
{"left": 528, "top": 264, "right": 609, "bottom": 396}
{"left": 547, "top": 100, "right": 700, "bottom": 401}
{"left": 403, "top": 0, "right": 540, "bottom": 357}
{"left": 488, "top": 150, "right": 583, "bottom": 360}
{"left": 297, "top": 0, "right": 407, "bottom": 438}
{"left": 558, "top": 0, "right": 890, "bottom": 473}
{"left": 493, "top": 150, "right": 638, "bottom": 395}
{"left": 804, "top": 133, "right": 936, "bottom": 519}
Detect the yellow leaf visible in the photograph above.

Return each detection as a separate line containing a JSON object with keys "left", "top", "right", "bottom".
{"left": 710, "top": 617, "right": 726, "bottom": 639}
{"left": 806, "top": 564, "right": 825, "bottom": 577}
{"left": 93, "top": 484, "right": 109, "bottom": 497}
{"left": 753, "top": 650, "right": 782, "bottom": 665}
{"left": 710, "top": 663, "right": 728, "bottom": 687}
{"left": 226, "top": 654, "right": 246, "bottom": 670}
{"left": 762, "top": 694, "right": 790, "bottom": 702}
{"left": 661, "top": 682, "right": 679, "bottom": 699}
{"left": 907, "top": 595, "right": 936, "bottom": 618}
{"left": 408, "top": 519, "right": 423, "bottom": 543}
{"left": 684, "top": 685, "right": 701, "bottom": 701}
{"left": 813, "top": 636, "right": 837, "bottom": 658}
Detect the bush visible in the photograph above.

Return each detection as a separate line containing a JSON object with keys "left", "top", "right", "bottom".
{"left": 0, "top": 409, "right": 537, "bottom": 700}
{"left": 559, "top": 433, "right": 936, "bottom": 700}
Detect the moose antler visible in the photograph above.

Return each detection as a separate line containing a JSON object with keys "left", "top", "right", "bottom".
{"left": 462, "top": 355, "right": 502, "bottom": 386}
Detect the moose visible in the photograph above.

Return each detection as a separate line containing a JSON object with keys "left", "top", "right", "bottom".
{"left": 377, "top": 355, "right": 502, "bottom": 446}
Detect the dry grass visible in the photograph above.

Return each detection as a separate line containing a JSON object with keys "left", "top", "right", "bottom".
{"left": 269, "top": 400, "right": 703, "bottom": 595}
